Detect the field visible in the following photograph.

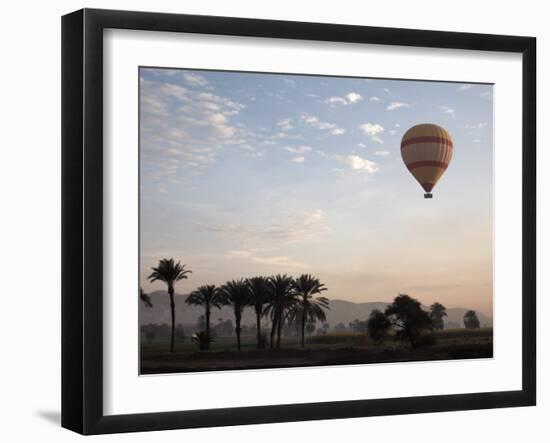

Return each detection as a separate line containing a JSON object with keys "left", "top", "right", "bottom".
{"left": 140, "top": 328, "right": 493, "bottom": 374}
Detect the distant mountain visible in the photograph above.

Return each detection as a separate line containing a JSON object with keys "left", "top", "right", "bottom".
{"left": 140, "top": 291, "right": 492, "bottom": 329}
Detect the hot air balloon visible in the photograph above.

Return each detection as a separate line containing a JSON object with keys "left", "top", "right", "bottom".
{"left": 400, "top": 123, "right": 453, "bottom": 198}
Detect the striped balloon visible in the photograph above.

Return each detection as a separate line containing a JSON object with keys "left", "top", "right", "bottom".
{"left": 400, "top": 124, "right": 453, "bottom": 198}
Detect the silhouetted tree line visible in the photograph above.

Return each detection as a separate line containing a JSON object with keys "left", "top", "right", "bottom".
{"left": 141, "top": 258, "right": 330, "bottom": 352}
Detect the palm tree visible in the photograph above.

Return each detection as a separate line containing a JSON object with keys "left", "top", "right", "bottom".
{"left": 139, "top": 287, "right": 153, "bottom": 308}
{"left": 290, "top": 274, "right": 329, "bottom": 348}
{"left": 148, "top": 258, "right": 192, "bottom": 353}
{"left": 186, "top": 285, "right": 221, "bottom": 349}
{"left": 265, "top": 274, "right": 296, "bottom": 349}
{"left": 219, "top": 279, "right": 251, "bottom": 351}
{"left": 247, "top": 277, "right": 270, "bottom": 349}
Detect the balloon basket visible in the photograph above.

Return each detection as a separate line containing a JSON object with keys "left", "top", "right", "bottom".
{"left": 424, "top": 193, "right": 433, "bottom": 199}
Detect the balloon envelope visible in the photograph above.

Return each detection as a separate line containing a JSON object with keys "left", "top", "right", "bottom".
{"left": 400, "top": 123, "right": 453, "bottom": 195}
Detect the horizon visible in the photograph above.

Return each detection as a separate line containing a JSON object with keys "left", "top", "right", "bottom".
{"left": 143, "top": 289, "right": 492, "bottom": 318}
{"left": 139, "top": 67, "right": 493, "bottom": 315}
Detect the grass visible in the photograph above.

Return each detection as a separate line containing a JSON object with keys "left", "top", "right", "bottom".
{"left": 140, "top": 327, "right": 493, "bottom": 374}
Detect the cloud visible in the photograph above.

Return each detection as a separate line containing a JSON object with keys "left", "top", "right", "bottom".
{"left": 359, "top": 123, "right": 384, "bottom": 136}
{"left": 325, "top": 96, "right": 347, "bottom": 106}
{"left": 300, "top": 113, "right": 345, "bottom": 136}
{"left": 480, "top": 91, "right": 493, "bottom": 99}
{"left": 282, "top": 77, "right": 297, "bottom": 88}
{"left": 438, "top": 105, "right": 455, "bottom": 115}
{"left": 183, "top": 72, "right": 209, "bottom": 86}
{"left": 370, "top": 136, "right": 384, "bottom": 144}
{"left": 345, "top": 92, "right": 362, "bottom": 103}
{"left": 140, "top": 71, "right": 249, "bottom": 186}
{"left": 458, "top": 84, "right": 472, "bottom": 91}
{"left": 226, "top": 250, "right": 307, "bottom": 269}
{"left": 290, "top": 156, "right": 306, "bottom": 163}
{"left": 196, "top": 209, "right": 328, "bottom": 245}
{"left": 324, "top": 92, "right": 362, "bottom": 106}
{"left": 389, "top": 129, "right": 397, "bottom": 135}
{"left": 358, "top": 143, "right": 367, "bottom": 148}
{"left": 374, "top": 151, "right": 390, "bottom": 156}
{"left": 369, "top": 96, "right": 380, "bottom": 102}
{"left": 335, "top": 155, "right": 379, "bottom": 173}
{"left": 387, "top": 101, "right": 409, "bottom": 111}
{"left": 464, "top": 122, "right": 487, "bottom": 129}
{"left": 277, "top": 118, "right": 293, "bottom": 131}
{"left": 286, "top": 145, "right": 312, "bottom": 154}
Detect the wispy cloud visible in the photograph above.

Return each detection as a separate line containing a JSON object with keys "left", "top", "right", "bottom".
{"left": 458, "top": 84, "right": 472, "bottom": 91}
{"left": 183, "top": 72, "right": 209, "bottom": 86}
{"left": 370, "top": 136, "right": 384, "bottom": 145}
{"left": 140, "top": 73, "right": 249, "bottom": 186}
{"left": 369, "top": 96, "right": 380, "bottom": 102}
{"left": 300, "top": 113, "right": 345, "bottom": 136}
{"left": 387, "top": 102, "right": 409, "bottom": 111}
{"left": 290, "top": 156, "right": 306, "bottom": 163}
{"left": 196, "top": 210, "right": 329, "bottom": 244}
{"left": 225, "top": 250, "right": 307, "bottom": 269}
{"left": 374, "top": 150, "right": 390, "bottom": 156}
{"left": 277, "top": 118, "right": 293, "bottom": 131}
{"left": 464, "top": 122, "right": 487, "bottom": 129}
{"left": 438, "top": 105, "right": 455, "bottom": 115}
{"left": 286, "top": 145, "right": 312, "bottom": 154}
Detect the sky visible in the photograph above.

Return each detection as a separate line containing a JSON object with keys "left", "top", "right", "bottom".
{"left": 139, "top": 67, "right": 494, "bottom": 315}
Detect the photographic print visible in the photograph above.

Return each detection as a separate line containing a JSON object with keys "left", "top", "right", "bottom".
{"left": 139, "top": 67, "right": 493, "bottom": 375}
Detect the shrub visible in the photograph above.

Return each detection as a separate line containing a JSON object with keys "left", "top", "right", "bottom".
{"left": 191, "top": 331, "right": 214, "bottom": 351}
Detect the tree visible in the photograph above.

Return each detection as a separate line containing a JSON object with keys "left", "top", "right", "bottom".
{"left": 367, "top": 309, "right": 391, "bottom": 344}
{"left": 186, "top": 285, "right": 221, "bottom": 349}
{"left": 305, "top": 320, "right": 316, "bottom": 336}
{"left": 430, "top": 302, "right": 447, "bottom": 330}
{"left": 318, "top": 322, "right": 330, "bottom": 335}
{"left": 148, "top": 258, "right": 192, "bottom": 353}
{"left": 348, "top": 319, "right": 368, "bottom": 333}
{"left": 214, "top": 318, "right": 234, "bottom": 337}
{"left": 175, "top": 324, "right": 186, "bottom": 342}
{"left": 289, "top": 274, "right": 329, "bottom": 348}
{"left": 333, "top": 322, "right": 347, "bottom": 332}
{"left": 265, "top": 274, "right": 296, "bottom": 349}
{"left": 464, "top": 310, "right": 481, "bottom": 329}
{"left": 139, "top": 288, "right": 153, "bottom": 308}
{"left": 384, "top": 294, "right": 434, "bottom": 348}
{"left": 247, "top": 276, "right": 270, "bottom": 349}
{"left": 219, "top": 279, "right": 251, "bottom": 350}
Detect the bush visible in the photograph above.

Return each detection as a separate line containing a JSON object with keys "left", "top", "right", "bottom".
{"left": 415, "top": 333, "right": 437, "bottom": 347}
{"left": 191, "top": 331, "right": 214, "bottom": 350}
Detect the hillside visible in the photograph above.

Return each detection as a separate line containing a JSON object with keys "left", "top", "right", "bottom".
{"left": 140, "top": 291, "right": 492, "bottom": 329}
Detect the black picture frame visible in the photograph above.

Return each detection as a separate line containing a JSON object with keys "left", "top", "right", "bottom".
{"left": 62, "top": 8, "right": 536, "bottom": 435}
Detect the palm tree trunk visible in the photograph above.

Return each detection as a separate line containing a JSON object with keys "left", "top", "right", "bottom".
{"left": 205, "top": 305, "right": 211, "bottom": 350}
{"left": 235, "top": 310, "right": 242, "bottom": 351}
{"left": 256, "top": 310, "right": 262, "bottom": 349}
{"left": 276, "top": 309, "right": 283, "bottom": 348}
{"left": 168, "top": 286, "right": 175, "bottom": 353}
{"left": 301, "top": 309, "right": 306, "bottom": 348}
{"left": 270, "top": 316, "right": 277, "bottom": 349}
